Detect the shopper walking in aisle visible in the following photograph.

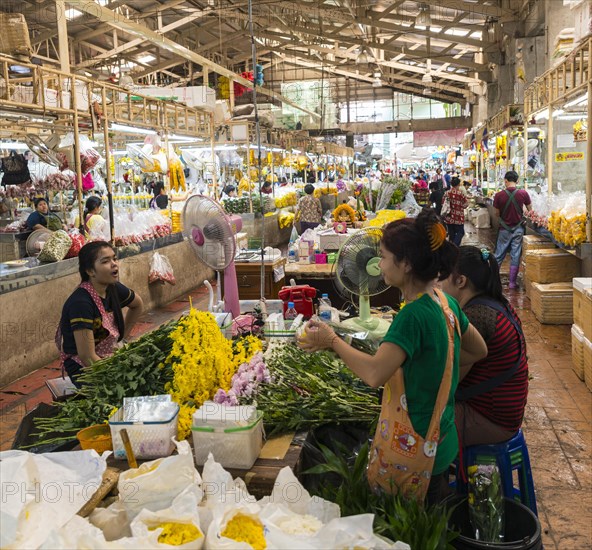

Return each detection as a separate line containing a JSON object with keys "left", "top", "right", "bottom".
{"left": 493, "top": 171, "right": 532, "bottom": 289}
{"left": 442, "top": 246, "right": 529, "bottom": 445}
{"left": 295, "top": 183, "right": 323, "bottom": 233}
{"left": 429, "top": 181, "right": 444, "bottom": 216}
{"left": 442, "top": 177, "right": 468, "bottom": 247}
{"left": 298, "top": 209, "right": 487, "bottom": 505}
{"left": 57, "top": 241, "right": 143, "bottom": 387}
{"left": 432, "top": 167, "right": 444, "bottom": 190}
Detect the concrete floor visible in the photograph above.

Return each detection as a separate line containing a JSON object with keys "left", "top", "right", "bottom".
{"left": 0, "top": 225, "right": 591, "bottom": 549}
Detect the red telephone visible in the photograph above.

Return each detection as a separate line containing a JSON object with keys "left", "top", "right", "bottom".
{"left": 278, "top": 285, "right": 317, "bottom": 319}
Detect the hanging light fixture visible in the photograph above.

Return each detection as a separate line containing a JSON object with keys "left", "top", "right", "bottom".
{"left": 372, "top": 77, "right": 382, "bottom": 88}
{"left": 357, "top": 49, "right": 369, "bottom": 64}
{"left": 416, "top": 4, "right": 431, "bottom": 27}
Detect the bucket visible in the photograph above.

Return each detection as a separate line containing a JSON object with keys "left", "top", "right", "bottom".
{"left": 445, "top": 495, "right": 542, "bottom": 550}
{"left": 77, "top": 424, "right": 113, "bottom": 453}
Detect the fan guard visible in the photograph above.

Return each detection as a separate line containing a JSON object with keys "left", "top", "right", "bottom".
{"left": 26, "top": 229, "right": 52, "bottom": 257}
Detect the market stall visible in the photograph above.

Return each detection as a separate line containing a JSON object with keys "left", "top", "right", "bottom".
{"left": 523, "top": 36, "right": 591, "bottom": 275}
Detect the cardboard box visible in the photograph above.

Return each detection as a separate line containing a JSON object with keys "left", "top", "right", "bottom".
{"left": 573, "top": 278, "right": 592, "bottom": 334}
{"left": 584, "top": 335, "right": 592, "bottom": 393}
{"left": 530, "top": 282, "right": 574, "bottom": 324}
{"left": 521, "top": 234, "right": 557, "bottom": 256}
{"left": 524, "top": 249, "right": 581, "bottom": 284}
{"left": 572, "top": 324, "right": 585, "bottom": 380}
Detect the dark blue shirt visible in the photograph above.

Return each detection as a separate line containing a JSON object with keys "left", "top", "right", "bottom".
{"left": 26, "top": 211, "right": 47, "bottom": 230}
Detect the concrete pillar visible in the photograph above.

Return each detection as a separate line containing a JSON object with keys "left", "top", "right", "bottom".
{"left": 545, "top": 0, "right": 576, "bottom": 71}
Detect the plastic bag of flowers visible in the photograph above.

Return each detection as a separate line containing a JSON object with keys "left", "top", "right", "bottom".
{"left": 206, "top": 504, "right": 266, "bottom": 550}
{"left": 200, "top": 453, "right": 256, "bottom": 509}
{"left": 468, "top": 464, "right": 505, "bottom": 542}
{"left": 130, "top": 489, "right": 204, "bottom": 549}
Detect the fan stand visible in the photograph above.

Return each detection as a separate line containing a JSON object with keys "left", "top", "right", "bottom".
{"left": 341, "top": 294, "right": 391, "bottom": 338}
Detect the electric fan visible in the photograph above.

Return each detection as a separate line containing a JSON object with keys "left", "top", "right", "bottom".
{"left": 334, "top": 227, "right": 391, "bottom": 338}
{"left": 126, "top": 144, "right": 157, "bottom": 172}
{"left": 25, "top": 135, "right": 61, "bottom": 167}
{"left": 182, "top": 195, "right": 242, "bottom": 318}
{"left": 26, "top": 229, "right": 52, "bottom": 257}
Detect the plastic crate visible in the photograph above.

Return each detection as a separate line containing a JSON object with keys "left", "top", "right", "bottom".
{"left": 191, "top": 412, "right": 264, "bottom": 469}
{"left": 109, "top": 404, "right": 179, "bottom": 460}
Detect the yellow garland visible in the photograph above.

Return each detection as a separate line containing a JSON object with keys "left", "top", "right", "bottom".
{"left": 150, "top": 522, "right": 203, "bottom": 546}
{"left": 275, "top": 192, "right": 297, "bottom": 208}
{"left": 221, "top": 513, "right": 266, "bottom": 550}
{"left": 333, "top": 203, "right": 356, "bottom": 223}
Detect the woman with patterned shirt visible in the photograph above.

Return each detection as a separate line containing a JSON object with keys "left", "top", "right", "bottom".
{"left": 296, "top": 184, "right": 323, "bottom": 233}
{"left": 443, "top": 177, "right": 468, "bottom": 246}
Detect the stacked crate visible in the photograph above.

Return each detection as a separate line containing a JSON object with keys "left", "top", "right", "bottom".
{"left": 572, "top": 278, "right": 592, "bottom": 391}
{"left": 524, "top": 249, "right": 581, "bottom": 324}
{"left": 520, "top": 235, "right": 557, "bottom": 298}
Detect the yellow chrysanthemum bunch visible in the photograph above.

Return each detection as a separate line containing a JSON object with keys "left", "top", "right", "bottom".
{"left": 366, "top": 209, "right": 406, "bottom": 227}
{"left": 278, "top": 211, "right": 295, "bottom": 229}
{"left": 165, "top": 310, "right": 258, "bottom": 439}
{"left": 549, "top": 211, "right": 587, "bottom": 247}
{"left": 314, "top": 186, "right": 338, "bottom": 198}
{"left": 275, "top": 192, "right": 297, "bottom": 208}
{"left": 221, "top": 513, "right": 266, "bottom": 550}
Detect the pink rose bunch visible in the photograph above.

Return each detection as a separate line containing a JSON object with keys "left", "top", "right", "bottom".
{"left": 214, "top": 352, "right": 271, "bottom": 405}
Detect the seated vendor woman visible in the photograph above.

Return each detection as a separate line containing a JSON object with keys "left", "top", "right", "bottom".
{"left": 57, "top": 241, "right": 143, "bottom": 387}
{"left": 26, "top": 197, "right": 67, "bottom": 231}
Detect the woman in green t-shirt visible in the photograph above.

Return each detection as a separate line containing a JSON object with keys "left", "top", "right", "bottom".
{"left": 299, "top": 209, "right": 487, "bottom": 505}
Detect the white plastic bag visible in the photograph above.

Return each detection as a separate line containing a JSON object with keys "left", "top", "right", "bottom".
{"left": 0, "top": 449, "right": 107, "bottom": 550}
{"left": 117, "top": 440, "right": 202, "bottom": 520}
{"left": 149, "top": 251, "right": 176, "bottom": 285}
{"left": 130, "top": 489, "right": 204, "bottom": 550}
{"left": 201, "top": 453, "right": 256, "bottom": 509}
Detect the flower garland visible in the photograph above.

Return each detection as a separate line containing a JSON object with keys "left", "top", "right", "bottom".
{"left": 333, "top": 203, "right": 356, "bottom": 223}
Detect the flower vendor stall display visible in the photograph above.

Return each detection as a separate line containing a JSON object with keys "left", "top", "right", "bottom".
{"left": 365, "top": 209, "right": 406, "bottom": 228}
{"left": 112, "top": 208, "right": 173, "bottom": 246}
{"left": 32, "top": 309, "right": 263, "bottom": 446}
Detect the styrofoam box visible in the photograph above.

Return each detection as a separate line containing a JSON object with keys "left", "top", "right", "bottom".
{"left": 318, "top": 228, "right": 359, "bottom": 251}
{"left": 192, "top": 402, "right": 257, "bottom": 429}
{"left": 192, "top": 413, "right": 264, "bottom": 469}
{"left": 571, "top": 324, "right": 585, "bottom": 380}
{"left": 109, "top": 404, "right": 179, "bottom": 460}
{"left": 182, "top": 86, "right": 216, "bottom": 111}
{"left": 12, "top": 83, "right": 92, "bottom": 111}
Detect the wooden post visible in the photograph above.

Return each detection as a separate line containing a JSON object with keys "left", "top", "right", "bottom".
{"left": 587, "top": 79, "right": 592, "bottom": 243}
{"left": 547, "top": 104, "right": 554, "bottom": 193}
{"left": 55, "top": 0, "right": 71, "bottom": 74}
{"left": 209, "top": 113, "right": 218, "bottom": 200}
{"left": 229, "top": 78, "right": 235, "bottom": 113}
{"left": 102, "top": 87, "right": 115, "bottom": 244}
{"left": 70, "top": 75, "right": 84, "bottom": 233}
{"left": 523, "top": 119, "right": 529, "bottom": 190}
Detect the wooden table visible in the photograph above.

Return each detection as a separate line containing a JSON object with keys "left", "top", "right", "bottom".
{"left": 232, "top": 257, "right": 287, "bottom": 300}
{"left": 105, "top": 431, "right": 306, "bottom": 500}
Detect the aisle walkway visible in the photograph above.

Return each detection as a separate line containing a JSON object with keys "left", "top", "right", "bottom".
{"left": 0, "top": 227, "right": 590, "bottom": 548}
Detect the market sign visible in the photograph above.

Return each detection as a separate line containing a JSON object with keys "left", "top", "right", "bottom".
{"left": 555, "top": 152, "right": 585, "bottom": 162}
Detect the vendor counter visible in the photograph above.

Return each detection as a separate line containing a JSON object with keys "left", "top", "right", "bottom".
{"left": 0, "top": 234, "right": 214, "bottom": 387}
{"left": 285, "top": 262, "right": 402, "bottom": 310}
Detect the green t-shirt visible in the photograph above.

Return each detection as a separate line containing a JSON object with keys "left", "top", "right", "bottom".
{"left": 382, "top": 293, "right": 469, "bottom": 475}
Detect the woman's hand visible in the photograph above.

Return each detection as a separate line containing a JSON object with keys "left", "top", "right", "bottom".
{"left": 297, "top": 319, "right": 338, "bottom": 352}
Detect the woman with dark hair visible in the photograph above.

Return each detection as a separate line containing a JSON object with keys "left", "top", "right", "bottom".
{"left": 299, "top": 209, "right": 487, "bottom": 505}
{"left": 442, "top": 245, "right": 529, "bottom": 445}
{"left": 57, "top": 241, "right": 143, "bottom": 387}
{"left": 150, "top": 181, "right": 169, "bottom": 209}
{"left": 442, "top": 177, "right": 468, "bottom": 247}
{"left": 26, "top": 197, "right": 66, "bottom": 231}
{"left": 295, "top": 183, "right": 323, "bottom": 233}
{"left": 75, "top": 195, "right": 108, "bottom": 238}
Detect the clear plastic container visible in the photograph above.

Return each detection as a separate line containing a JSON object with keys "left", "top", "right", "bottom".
{"left": 191, "top": 412, "right": 264, "bottom": 469}
{"left": 109, "top": 404, "right": 179, "bottom": 460}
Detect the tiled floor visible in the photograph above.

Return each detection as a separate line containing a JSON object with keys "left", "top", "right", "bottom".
{"left": 1, "top": 228, "right": 591, "bottom": 548}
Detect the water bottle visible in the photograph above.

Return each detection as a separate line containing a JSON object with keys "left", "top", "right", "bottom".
{"left": 319, "top": 294, "right": 332, "bottom": 322}
{"left": 288, "top": 242, "right": 298, "bottom": 263}
{"left": 285, "top": 301, "right": 298, "bottom": 321}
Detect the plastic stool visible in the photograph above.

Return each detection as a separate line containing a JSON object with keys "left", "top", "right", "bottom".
{"left": 457, "top": 429, "right": 538, "bottom": 516}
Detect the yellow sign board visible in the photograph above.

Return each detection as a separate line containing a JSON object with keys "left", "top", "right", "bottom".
{"left": 555, "top": 152, "right": 585, "bottom": 162}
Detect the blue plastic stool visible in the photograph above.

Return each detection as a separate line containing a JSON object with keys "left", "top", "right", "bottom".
{"left": 456, "top": 429, "right": 538, "bottom": 516}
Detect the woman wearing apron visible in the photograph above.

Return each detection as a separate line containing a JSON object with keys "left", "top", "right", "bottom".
{"left": 299, "top": 209, "right": 488, "bottom": 505}
{"left": 57, "top": 241, "right": 144, "bottom": 387}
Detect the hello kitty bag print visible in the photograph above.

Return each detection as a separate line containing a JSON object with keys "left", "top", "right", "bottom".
{"left": 367, "top": 289, "right": 460, "bottom": 502}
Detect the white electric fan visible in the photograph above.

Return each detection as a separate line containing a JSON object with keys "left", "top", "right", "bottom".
{"left": 25, "top": 135, "right": 62, "bottom": 167}
{"left": 26, "top": 229, "right": 52, "bottom": 257}
{"left": 182, "top": 195, "right": 242, "bottom": 318}
{"left": 126, "top": 144, "right": 157, "bottom": 172}
{"left": 334, "top": 227, "right": 391, "bottom": 338}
